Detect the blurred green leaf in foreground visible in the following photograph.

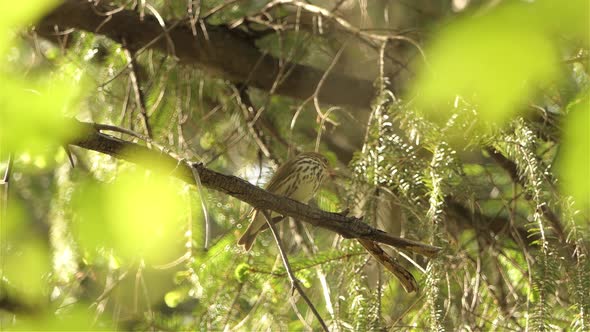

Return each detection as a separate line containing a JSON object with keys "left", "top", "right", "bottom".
{"left": 72, "top": 167, "right": 187, "bottom": 264}
{"left": 412, "top": 0, "right": 588, "bottom": 125}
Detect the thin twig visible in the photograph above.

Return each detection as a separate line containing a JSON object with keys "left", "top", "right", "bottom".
{"left": 143, "top": 3, "right": 176, "bottom": 56}
{"left": 232, "top": 84, "right": 276, "bottom": 164}
{"left": 261, "top": 211, "right": 329, "bottom": 332}
{"left": 289, "top": 42, "right": 347, "bottom": 138}
{"left": 202, "top": 0, "right": 242, "bottom": 19}
{"left": 1, "top": 153, "right": 13, "bottom": 304}
{"left": 221, "top": 277, "right": 245, "bottom": 330}
{"left": 94, "top": 123, "right": 150, "bottom": 141}
{"left": 92, "top": 269, "right": 130, "bottom": 305}
{"left": 191, "top": 166, "right": 211, "bottom": 249}
{"left": 39, "top": 0, "right": 376, "bottom": 108}
{"left": 187, "top": 0, "right": 199, "bottom": 36}
{"left": 263, "top": 0, "right": 426, "bottom": 65}
{"left": 122, "top": 38, "right": 153, "bottom": 139}
{"left": 1, "top": 154, "right": 12, "bottom": 184}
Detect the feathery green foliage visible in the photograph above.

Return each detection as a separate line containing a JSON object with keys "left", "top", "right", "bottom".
{"left": 1, "top": 0, "right": 589, "bottom": 331}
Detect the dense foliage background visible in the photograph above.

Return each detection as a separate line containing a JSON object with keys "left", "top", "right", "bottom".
{"left": 1, "top": 0, "right": 588, "bottom": 330}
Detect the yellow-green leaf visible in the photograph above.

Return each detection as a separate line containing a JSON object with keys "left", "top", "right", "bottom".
{"left": 72, "top": 167, "right": 187, "bottom": 264}
{"left": 411, "top": 0, "right": 587, "bottom": 125}
{"left": 558, "top": 91, "right": 590, "bottom": 211}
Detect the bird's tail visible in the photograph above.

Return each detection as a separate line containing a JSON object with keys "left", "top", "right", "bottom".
{"left": 237, "top": 231, "right": 256, "bottom": 251}
{"left": 238, "top": 210, "right": 266, "bottom": 251}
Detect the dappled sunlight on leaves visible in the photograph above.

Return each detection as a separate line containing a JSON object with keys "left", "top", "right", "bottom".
{"left": 0, "top": 0, "right": 588, "bottom": 330}
{"left": 0, "top": 75, "right": 85, "bottom": 159}
{"left": 2, "top": 239, "right": 51, "bottom": 305}
{"left": 0, "top": 0, "right": 86, "bottom": 164}
{"left": 72, "top": 168, "right": 187, "bottom": 264}
{"left": 0, "top": 0, "right": 59, "bottom": 55}
{"left": 1, "top": 199, "right": 50, "bottom": 305}
{"left": 10, "top": 305, "right": 112, "bottom": 331}
{"left": 558, "top": 91, "right": 590, "bottom": 211}
{"left": 411, "top": 0, "right": 587, "bottom": 125}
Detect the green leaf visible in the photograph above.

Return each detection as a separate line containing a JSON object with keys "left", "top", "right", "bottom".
{"left": 558, "top": 91, "right": 590, "bottom": 211}
{"left": 12, "top": 305, "right": 112, "bottom": 330}
{"left": 0, "top": 0, "right": 60, "bottom": 55}
{"left": 164, "top": 288, "right": 190, "bottom": 308}
{"left": 412, "top": 0, "right": 587, "bottom": 125}
{"left": 2, "top": 239, "right": 50, "bottom": 304}
{"left": 72, "top": 168, "right": 187, "bottom": 264}
{"left": 0, "top": 75, "right": 84, "bottom": 156}
{"left": 235, "top": 263, "right": 252, "bottom": 283}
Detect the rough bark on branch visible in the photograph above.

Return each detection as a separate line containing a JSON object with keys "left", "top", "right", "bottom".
{"left": 70, "top": 120, "right": 440, "bottom": 257}
{"left": 37, "top": 0, "right": 375, "bottom": 109}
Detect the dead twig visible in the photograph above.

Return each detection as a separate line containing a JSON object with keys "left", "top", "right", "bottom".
{"left": 122, "top": 39, "right": 153, "bottom": 139}
{"left": 261, "top": 211, "right": 329, "bottom": 332}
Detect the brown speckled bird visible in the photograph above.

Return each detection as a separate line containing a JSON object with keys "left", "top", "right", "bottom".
{"left": 238, "top": 151, "right": 418, "bottom": 292}
{"left": 238, "top": 152, "right": 329, "bottom": 250}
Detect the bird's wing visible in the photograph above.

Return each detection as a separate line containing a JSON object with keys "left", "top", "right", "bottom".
{"left": 264, "top": 157, "right": 298, "bottom": 193}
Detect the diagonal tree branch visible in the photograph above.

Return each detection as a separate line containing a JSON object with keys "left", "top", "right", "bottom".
{"left": 37, "top": 0, "right": 375, "bottom": 109}
{"left": 69, "top": 119, "right": 441, "bottom": 257}
{"left": 122, "top": 39, "right": 153, "bottom": 138}
{"left": 485, "top": 147, "right": 565, "bottom": 241}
